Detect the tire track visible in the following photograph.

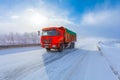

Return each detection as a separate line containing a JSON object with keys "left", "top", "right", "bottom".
{"left": 61, "top": 51, "right": 88, "bottom": 80}
{"left": 63, "top": 55, "right": 86, "bottom": 80}
{"left": 43, "top": 48, "right": 79, "bottom": 65}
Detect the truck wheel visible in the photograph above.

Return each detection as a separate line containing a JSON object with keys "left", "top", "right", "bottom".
{"left": 70, "top": 42, "right": 75, "bottom": 48}
{"left": 46, "top": 48, "right": 50, "bottom": 52}
{"left": 58, "top": 43, "right": 64, "bottom": 52}
{"left": 72, "top": 42, "right": 75, "bottom": 48}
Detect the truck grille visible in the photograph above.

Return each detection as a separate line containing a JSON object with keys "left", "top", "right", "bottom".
{"left": 43, "top": 38, "right": 52, "bottom": 43}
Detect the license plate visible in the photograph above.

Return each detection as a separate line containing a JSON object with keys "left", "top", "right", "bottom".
{"left": 44, "top": 45, "right": 49, "bottom": 48}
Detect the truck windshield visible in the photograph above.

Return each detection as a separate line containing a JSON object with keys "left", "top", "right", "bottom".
{"left": 42, "top": 30, "right": 57, "bottom": 36}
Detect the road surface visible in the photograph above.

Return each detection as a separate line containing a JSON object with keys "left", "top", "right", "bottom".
{"left": 0, "top": 39, "right": 118, "bottom": 80}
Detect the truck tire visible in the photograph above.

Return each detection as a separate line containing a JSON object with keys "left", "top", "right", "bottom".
{"left": 46, "top": 48, "right": 50, "bottom": 52}
{"left": 70, "top": 42, "right": 75, "bottom": 48}
{"left": 72, "top": 42, "right": 75, "bottom": 48}
{"left": 58, "top": 43, "right": 64, "bottom": 52}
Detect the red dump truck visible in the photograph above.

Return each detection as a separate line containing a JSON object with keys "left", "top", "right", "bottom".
{"left": 40, "top": 26, "right": 76, "bottom": 52}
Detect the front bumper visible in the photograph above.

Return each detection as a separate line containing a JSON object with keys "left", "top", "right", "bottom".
{"left": 42, "top": 43, "right": 59, "bottom": 49}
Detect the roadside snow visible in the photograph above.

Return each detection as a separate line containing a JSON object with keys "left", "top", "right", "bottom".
{"left": 0, "top": 46, "right": 41, "bottom": 55}
{"left": 99, "top": 41, "right": 120, "bottom": 78}
{"left": 0, "top": 49, "right": 44, "bottom": 80}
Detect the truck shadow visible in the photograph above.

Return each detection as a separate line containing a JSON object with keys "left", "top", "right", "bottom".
{"left": 40, "top": 48, "right": 100, "bottom": 80}
{"left": 41, "top": 48, "right": 79, "bottom": 65}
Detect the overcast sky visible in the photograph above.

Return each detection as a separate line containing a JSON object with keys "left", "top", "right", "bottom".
{"left": 0, "top": 0, "right": 120, "bottom": 39}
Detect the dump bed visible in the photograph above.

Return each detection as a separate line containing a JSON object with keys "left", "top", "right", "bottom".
{"left": 64, "top": 28, "right": 76, "bottom": 43}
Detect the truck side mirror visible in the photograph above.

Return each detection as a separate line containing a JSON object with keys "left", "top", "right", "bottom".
{"left": 37, "top": 31, "right": 40, "bottom": 36}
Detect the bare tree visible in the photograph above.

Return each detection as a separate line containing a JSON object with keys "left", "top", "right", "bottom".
{"left": 0, "top": 32, "right": 39, "bottom": 45}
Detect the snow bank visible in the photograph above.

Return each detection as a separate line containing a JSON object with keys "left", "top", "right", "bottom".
{"left": 76, "top": 37, "right": 108, "bottom": 51}
{"left": 99, "top": 41, "right": 120, "bottom": 78}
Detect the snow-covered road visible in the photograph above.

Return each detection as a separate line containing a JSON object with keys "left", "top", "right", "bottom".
{"left": 0, "top": 39, "right": 119, "bottom": 80}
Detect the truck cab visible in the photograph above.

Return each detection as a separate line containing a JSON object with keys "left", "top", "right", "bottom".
{"left": 40, "top": 27, "right": 65, "bottom": 52}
